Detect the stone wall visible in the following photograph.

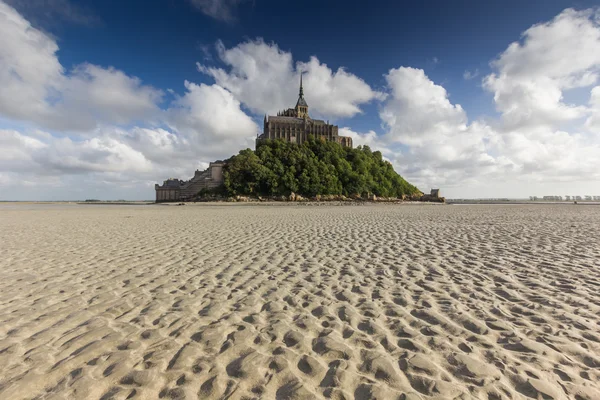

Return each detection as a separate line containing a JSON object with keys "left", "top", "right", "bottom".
{"left": 155, "top": 188, "right": 181, "bottom": 202}
{"left": 155, "top": 161, "right": 225, "bottom": 202}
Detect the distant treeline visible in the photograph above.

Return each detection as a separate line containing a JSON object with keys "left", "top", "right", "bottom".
{"left": 221, "top": 137, "right": 420, "bottom": 198}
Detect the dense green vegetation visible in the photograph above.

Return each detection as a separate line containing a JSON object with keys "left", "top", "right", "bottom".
{"left": 222, "top": 137, "right": 420, "bottom": 198}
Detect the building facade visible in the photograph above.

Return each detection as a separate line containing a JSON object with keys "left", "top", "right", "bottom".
{"left": 256, "top": 76, "right": 352, "bottom": 148}
{"left": 155, "top": 161, "right": 225, "bottom": 202}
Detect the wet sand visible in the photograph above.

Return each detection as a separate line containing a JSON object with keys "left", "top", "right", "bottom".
{"left": 0, "top": 203, "right": 599, "bottom": 399}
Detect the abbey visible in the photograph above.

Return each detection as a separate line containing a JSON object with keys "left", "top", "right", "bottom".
{"left": 256, "top": 76, "right": 353, "bottom": 148}
{"left": 155, "top": 78, "right": 352, "bottom": 202}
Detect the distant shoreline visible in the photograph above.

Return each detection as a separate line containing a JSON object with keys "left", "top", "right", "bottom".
{"left": 447, "top": 200, "right": 600, "bottom": 205}
{"left": 0, "top": 201, "right": 153, "bottom": 204}
{"left": 1, "top": 201, "right": 441, "bottom": 207}
{"left": 76, "top": 202, "right": 154, "bottom": 206}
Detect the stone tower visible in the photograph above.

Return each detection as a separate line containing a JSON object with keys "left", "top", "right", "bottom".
{"left": 295, "top": 74, "right": 308, "bottom": 118}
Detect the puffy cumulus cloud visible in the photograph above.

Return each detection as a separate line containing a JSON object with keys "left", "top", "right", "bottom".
{"left": 483, "top": 8, "right": 600, "bottom": 129}
{"left": 3, "top": 2, "right": 600, "bottom": 200}
{"left": 494, "top": 128, "right": 599, "bottom": 181}
{"left": 357, "top": 9, "right": 600, "bottom": 196}
{"left": 0, "top": 79, "right": 259, "bottom": 197}
{"left": 1, "top": 129, "right": 151, "bottom": 176}
{"left": 0, "top": 130, "right": 47, "bottom": 172}
{"left": 376, "top": 65, "right": 599, "bottom": 194}
{"left": 0, "top": 1, "right": 162, "bottom": 132}
{"left": 489, "top": 9, "right": 600, "bottom": 84}
{"left": 166, "top": 81, "right": 259, "bottom": 160}
{"left": 36, "top": 136, "right": 153, "bottom": 175}
{"left": 118, "top": 127, "right": 189, "bottom": 166}
{"left": 198, "top": 39, "right": 293, "bottom": 115}
{"left": 60, "top": 64, "right": 163, "bottom": 129}
{"left": 0, "top": 1, "right": 62, "bottom": 125}
{"left": 0, "top": 80, "right": 259, "bottom": 199}
{"left": 479, "top": 8, "right": 600, "bottom": 191}
{"left": 339, "top": 123, "right": 499, "bottom": 192}
{"left": 380, "top": 67, "right": 468, "bottom": 147}
{"left": 380, "top": 68, "right": 499, "bottom": 186}
{"left": 198, "top": 39, "right": 382, "bottom": 118}
{"left": 0, "top": 125, "right": 211, "bottom": 200}
{"left": 297, "top": 57, "right": 386, "bottom": 118}
{"left": 169, "top": 82, "right": 258, "bottom": 141}
{"left": 0, "top": 2, "right": 261, "bottom": 199}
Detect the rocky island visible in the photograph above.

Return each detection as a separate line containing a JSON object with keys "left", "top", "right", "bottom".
{"left": 156, "top": 79, "right": 432, "bottom": 203}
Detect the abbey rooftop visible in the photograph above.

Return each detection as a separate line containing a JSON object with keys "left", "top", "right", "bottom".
{"left": 256, "top": 75, "right": 353, "bottom": 148}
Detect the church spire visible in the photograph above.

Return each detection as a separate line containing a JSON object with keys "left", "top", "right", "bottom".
{"left": 295, "top": 71, "right": 308, "bottom": 117}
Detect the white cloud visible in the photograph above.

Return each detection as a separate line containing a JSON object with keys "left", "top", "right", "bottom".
{"left": 1, "top": 129, "right": 151, "bottom": 175}
{"left": 483, "top": 8, "right": 600, "bottom": 129}
{"left": 586, "top": 86, "right": 600, "bottom": 130}
{"left": 198, "top": 38, "right": 383, "bottom": 118}
{"left": 493, "top": 128, "right": 599, "bottom": 180}
{"left": 61, "top": 64, "right": 163, "bottom": 129}
{"left": 348, "top": 8, "right": 600, "bottom": 196}
{"left": 170, "top": 81, "right": 258, "bottom": 140}
{"left": 298, "top": 57, "right": 386, "bottom": 118}
{"left": 0, "top": 129, "right": 47, "bottom": 172}
{"left": 167, "top": 81, "right": 259, "bottom": 159}
{"left": 463, "top": 69, "right": 479, "bottom": 80}
{"left": 370, "top": 64, "right": 600, "bottom": 195}
{"left": 119, "top": 127, "right": 187, "bottom": 165}
{"left": 0, "top": 1, "right": 162, "bottom": 132}
{"left": 2, "top": 2, "right": 600, "bottom": 200}
{"left": 41, "top": 136, "right": 153, "bottom": 175}
{"left": 0, "top": 78, "right": 260, "bottom": 197}
{"left": 0, "top": 124, "right": 223, "bottom": 200}
{"left": 375, "top": 68, "right": 502, "bottom": 189}
{"left": 489, "top": 9, "right": 600, "bottom": 83}
{"left": 187, "top": 0, "right": 246, "bottom": 22}
{"left": 0, "top": 2, "right": 260, "bottom": 200}
{"left": 3, "top": 0, "right": 101, "bottom": 28}
{"left": 0, "top": 1, "right": 62, "bottom": 125}
{"left": 380, "top": 67, "right": 469, "bottom": 147}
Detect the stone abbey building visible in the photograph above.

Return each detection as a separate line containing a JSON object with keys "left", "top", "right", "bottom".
{"left": 256, "top": 76, "right": 352, "bottom": 148}
{"left": 155, "top": 77, "right": 350, "bottom": 202}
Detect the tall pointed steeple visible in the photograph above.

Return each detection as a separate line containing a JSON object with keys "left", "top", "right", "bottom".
{"left": 295, "top": 72, "right": 308, "bottom": 118}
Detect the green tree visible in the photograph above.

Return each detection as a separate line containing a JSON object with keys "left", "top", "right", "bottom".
{"left": 221, "top": 138, "right": 420, "bottom": 198}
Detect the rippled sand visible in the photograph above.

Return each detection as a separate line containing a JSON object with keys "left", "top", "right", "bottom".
{"left": 1, "top": 203, "right": 599, "bottom": 400}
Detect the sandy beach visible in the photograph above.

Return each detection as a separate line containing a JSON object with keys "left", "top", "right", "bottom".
{"left": 0, "top": 203, "right": 599, "bottom": 399}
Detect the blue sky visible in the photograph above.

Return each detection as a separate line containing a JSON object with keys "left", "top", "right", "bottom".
{"left": 53, "top": 0, "right": 594, "bottom": 123}
{"left": 1, "top": 0, "right": 600, "bottom": 200}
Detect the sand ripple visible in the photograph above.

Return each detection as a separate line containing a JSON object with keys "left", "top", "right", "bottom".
{"left": 1, "top": 203, "right": 599, "bottom": 399}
